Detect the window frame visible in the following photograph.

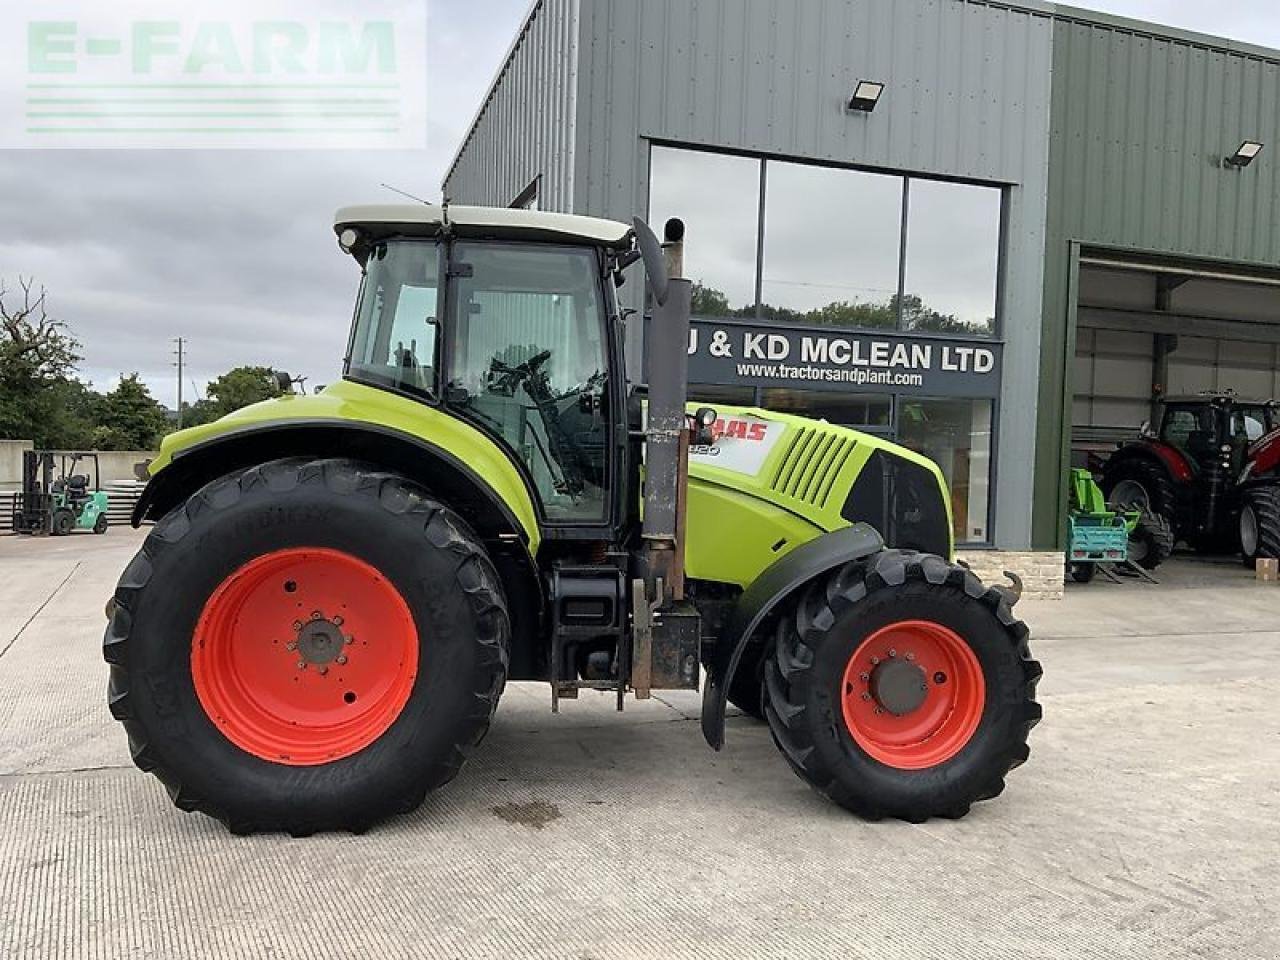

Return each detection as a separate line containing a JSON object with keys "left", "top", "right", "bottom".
{"left": 343, "top": 238, "right": 447, "bottom": 405}
{"left": 647, "top": 141, "right": 1007, "bottom": 339}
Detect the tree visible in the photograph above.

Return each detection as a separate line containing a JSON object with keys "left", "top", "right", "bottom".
{"left": 94, "top": 374, "right": 169, "bottom": 450}
{"left": 691, "top": 282, "right": 733, "bottom": 317}
{"left": 181, "top": 365, "right": 283, "bottom": 427}
{"left": 206, "top": 365, "right": 282, "bottom": 416}
{"left": 0, "top": 277, "right": 91, "bottom": 447}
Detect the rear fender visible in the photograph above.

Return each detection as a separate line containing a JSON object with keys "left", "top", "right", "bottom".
{"left": 131, "top": 421, "right": 547, "bottom": 677}
{"left": 1135, "top": 440, "right": 1194, "bottom": 483}
{"left": 700, "top": 522, "right": 885, "bottom": 749}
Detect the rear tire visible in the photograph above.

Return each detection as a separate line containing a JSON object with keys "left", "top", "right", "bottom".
{"left": 1128, "top": 510, "right": 1174, "bottom": 570}
{"left": 1069, "top": 562, "right": 1096, "bottom": 584}
{"left": 762, "top": 551, "right": 1041, "bottom": 822}
{"left": 1103, "top": 458, "right": 1177, "bottom": 525}
{"left": 103, "top": 458, "right": 510, "bottom": 835}
{"left": 1239, "top": 486, "right": 1280, "bottom": 566}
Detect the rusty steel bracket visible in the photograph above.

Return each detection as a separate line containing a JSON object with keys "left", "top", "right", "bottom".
{"left": 630, "top": 577, "right": 658, "bottom": 700}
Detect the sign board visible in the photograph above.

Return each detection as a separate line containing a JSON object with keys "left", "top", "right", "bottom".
{"left": 680, "top": 318, "right": 1003, "bottom": 399}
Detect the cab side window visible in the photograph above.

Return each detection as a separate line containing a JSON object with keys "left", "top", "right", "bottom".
{"left": 446, "top": 243, "right": 609, "bottom": 522}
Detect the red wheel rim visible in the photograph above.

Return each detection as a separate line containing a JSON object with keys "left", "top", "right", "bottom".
{"left": 191, "top": 548, "right": 418, "bottom": 765}
{"left": 840, "top": 620, "right": 985, "bottom": 770}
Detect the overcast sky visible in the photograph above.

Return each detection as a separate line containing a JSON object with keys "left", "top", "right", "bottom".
{"left": 1, "top": 0, "right": 1277, "bottom": 408}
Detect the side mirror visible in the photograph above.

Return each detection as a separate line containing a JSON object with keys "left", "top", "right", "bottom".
{"left": 632, "top": 217, "right": 670, "bottom": 307}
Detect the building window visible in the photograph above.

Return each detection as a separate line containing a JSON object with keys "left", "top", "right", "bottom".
{"left": 760, "top": 162, "right": 904, "bottom": 328}
{"left": 649, "top": 147, "right": 762, "bottom": 317}
{"left": 902, "top": 179, "right": 1000, "bottom": 335}
{"left": 649, "top": 145, "right": 1003, "bottom": 336}
{"left": 760, "top": 388, "right": 892, "bottom": 431}
{"left": 689, "top": 383, "right": 757, "bottom": 407}
{"left": 897, "top": 398, "right": 993, "bottom": 544}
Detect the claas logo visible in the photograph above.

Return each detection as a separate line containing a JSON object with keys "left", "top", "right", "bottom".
{"left": 712, "top": 418, "right": 769, "bottom": 442}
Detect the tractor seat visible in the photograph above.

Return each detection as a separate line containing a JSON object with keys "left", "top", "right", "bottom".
{"left": 67, "top": 475, "right": 90, "bottom": 491}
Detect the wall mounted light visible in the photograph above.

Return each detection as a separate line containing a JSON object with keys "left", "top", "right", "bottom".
{"left": 1225, "top": 140, "right": 1264, "bottom": 168}
{"left": 847, "top": 80, "right": 885, "bottom": 113}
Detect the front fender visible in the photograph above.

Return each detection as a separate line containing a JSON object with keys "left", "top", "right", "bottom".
{"left": 700, "top": 522, "right": 885, "bottom": 749}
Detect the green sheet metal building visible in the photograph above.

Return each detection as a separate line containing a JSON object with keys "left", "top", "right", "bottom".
{"left": 445, "top": 0, "right": 1280, "bottom": 587}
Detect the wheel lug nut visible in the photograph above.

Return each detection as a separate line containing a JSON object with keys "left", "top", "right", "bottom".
{"left": 332, "top": 615, "right": 344, "bottom": 627}
{"left": 311, "top": 610, "right": 323, "bottom": 620}
{"left": 286, "top": 641, "right": 297, "bottom": 651}
{"left": 861, "top": 693, "right": 871, "bottom": 701}
{"left": 297, "top": 661, "right": 307, "bottom": 670}
{"left": 874, "top": 707, "right": 884, "bottom": 715}
{"left": 336, "top": 655, "right": 348, "bottom": 665}
{"left": 870, "top": 656, "right": 880, "bottom": 666}
{"left": 905, "top": 652, "right": 916, "bottom": 662}
{"left": 888, "top": 648, "right": 897, "bottom": 658}
{"left": 345, "top": 636, "right": 354, "bottom": 645}
{"left": 318, "top": 666, "right": 329, "bottom": 676}
{"left": 293, "top": 620, "right": 303, "bottom": 631}
{"left": 859, "top": 672, "right": 869, "bottom": 682}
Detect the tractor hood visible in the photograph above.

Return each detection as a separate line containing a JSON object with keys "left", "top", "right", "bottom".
{"left": 682, "top": 406, "right": 954, "bottom": 586}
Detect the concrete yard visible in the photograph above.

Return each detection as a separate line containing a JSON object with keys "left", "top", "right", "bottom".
{"left": 1, "top": 528, "right": 1277, "bottom": 959}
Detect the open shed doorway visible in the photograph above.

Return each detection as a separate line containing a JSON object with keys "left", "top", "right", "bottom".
{"left": 1070, "top": 251, "right": 1280, "bottom": 579}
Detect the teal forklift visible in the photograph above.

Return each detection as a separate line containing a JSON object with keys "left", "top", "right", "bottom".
{"left": 1066, "top": 468, "right": 1171, "bottom": 584}
{"left": 12, "top": 451, "right": 110, "bottom": 536}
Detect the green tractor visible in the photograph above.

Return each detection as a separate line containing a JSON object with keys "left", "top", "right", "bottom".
{"left": 13, "top": 450, "right": 110, "bottom": 536}
{"left": 104, "top": 205, "right": 1041, "bottom": 835}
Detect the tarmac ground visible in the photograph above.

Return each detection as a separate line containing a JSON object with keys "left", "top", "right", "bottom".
{"left": 1, "top": 527, "right": 1276, "bottom": 959}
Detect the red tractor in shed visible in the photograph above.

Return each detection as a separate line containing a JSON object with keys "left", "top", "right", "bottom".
{"left": 1101, "top": 393, "right": 1280, "bottom": 564}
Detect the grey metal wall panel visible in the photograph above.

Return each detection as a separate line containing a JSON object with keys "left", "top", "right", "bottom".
{"left": 1049, "top": 24, "right": 1280, "bottom": 263}
{"left": 1034, "top": 18, "right": 1280, "bottom": 547}
{"left": 573, "top": 0, "right": 1054, "bottom": 549}
{"left": 575, "top": 0, "right": 1055, "bottom": 208}
{"left": 443, "top": 0, "right": 581, "bottom": 211}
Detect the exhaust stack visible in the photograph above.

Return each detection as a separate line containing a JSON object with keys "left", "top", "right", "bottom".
{"left": 637, "top": 218, "right": 692, "bottom": 602}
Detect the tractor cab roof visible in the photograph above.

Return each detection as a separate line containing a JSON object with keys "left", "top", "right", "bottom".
{"left": 334, "top": 204, "right": 634, "bottom": 250}
{"left": 1161, "top": 393, "right": 1276, "bottom": 407}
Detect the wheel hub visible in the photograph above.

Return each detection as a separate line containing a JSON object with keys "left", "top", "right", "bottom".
{"left": 191, "top": 548, "right": 418, "bottom": 765}
{"left": 869, "top": 659, "right": 928, "bottom": 716}
{"left": 295, "top": 614, "right": 348, "bottom": 668}
{"left": 840, "top": 620, "right": 986, "bottom": 770}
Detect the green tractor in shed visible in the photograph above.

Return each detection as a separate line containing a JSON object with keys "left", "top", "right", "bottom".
{"left": 104, "top": 205, "right": 1041, "bottom": 835}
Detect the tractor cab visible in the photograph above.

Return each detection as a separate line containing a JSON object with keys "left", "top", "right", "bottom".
{"left": 338, "top": 204, "right": 633, "bottom": 536}
{"left": 1155, "top": 394, "right": 1279, "bottom": 476}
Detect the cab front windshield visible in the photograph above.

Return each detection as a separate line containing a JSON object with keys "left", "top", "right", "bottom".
{"left": 345, "top": 238, "right": 611, "bottom": 523}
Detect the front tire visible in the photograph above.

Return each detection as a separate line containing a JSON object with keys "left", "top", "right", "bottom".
{"left": 104, "top": 458, "right": 510, "bottom": 835}
{"left": 1128, "top": 510, "right": 1174, "bottom": 570}
{"left": 93, "top": 514, "right": 109, "bottom": 535}
{"left": 52, "top": 508, "right": 74, "bottom": 536}
{"left": 763, "top": 551, "right": 1041, "bottom": 821}
{"left": 1239, "top": 486, "right": 1280, "bottom": 566}
{"left": 727, "top": 646, "right": 765, "bottom": 720}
